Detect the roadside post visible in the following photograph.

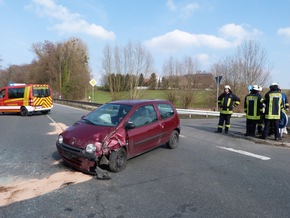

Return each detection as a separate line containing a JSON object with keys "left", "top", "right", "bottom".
{"left": 89, "top": 79, "right": 97, "bottom": 102}
{"left": 215, "top": 76, "right": 222, "bottom": 111}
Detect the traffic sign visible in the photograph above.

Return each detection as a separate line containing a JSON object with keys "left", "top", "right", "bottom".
{"left": 89, "top": 79, "right": 97, "bottom": 86}
{"left": 215, "top": 76, "right": 222, "bottom": 84}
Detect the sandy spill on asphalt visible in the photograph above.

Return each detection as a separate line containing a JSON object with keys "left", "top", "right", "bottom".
{"left": 0, "top": 171, "right": 92, "bottom": 207}
{"left": 0, "top": 121, "right": 92, "bottom": 207}
{"left": 47, "top": 122, "right": 68, "bottom": 135}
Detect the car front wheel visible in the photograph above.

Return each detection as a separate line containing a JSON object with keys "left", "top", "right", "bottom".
{"left": 167, "top": 130, "right": 179, "bottom": 149}
{"left": 20, "top": 107, "right": 28, "bottom": 116}
{"left": 109, "top": 147, "right": 127, "bottom": 173}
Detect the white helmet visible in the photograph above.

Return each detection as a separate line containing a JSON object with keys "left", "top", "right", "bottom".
{"left": 252, "top": 85, "right": 259, "bottom": 91}
{"left": 258, "top": 86, "right": 263, "bottom": 92}
{"left": 224, "top": 85, "right": 231, "bottom": 90}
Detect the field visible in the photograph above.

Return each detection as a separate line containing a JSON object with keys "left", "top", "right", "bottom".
{"left": 89, "top": 88, "right": 216, "bottom": 110}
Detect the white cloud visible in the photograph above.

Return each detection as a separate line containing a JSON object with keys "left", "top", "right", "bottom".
{"left": 144, "top": 24, "right": 261, "bottom": 54}
{"left": 181, "top": 2, "right": 199, "bottom": 18}
{"left": 219, "top": 23, "right": 262, "bottom": 43}
{"left": 167, "top": 1, "right": 199, "bottom": 19}
{"left": 27, "top": 0, "right": 115, "bottom": 40}
{"left": 277, "top": 27, "right": 290, "bottom": 37}
{"left": 144, "top": 29, "right": 234, "bottom": 53}
{"left": 166, "top": 0, "right": 176, "bottom": 11}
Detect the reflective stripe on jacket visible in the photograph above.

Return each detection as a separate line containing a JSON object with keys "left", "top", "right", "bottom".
{"left": 218, "top": 92, "right": 240, "bottom": 115}
{"left": 264, "top": 91, "right": 283, "bottom": 119}
{"left": 244, "top": 94, "right": 263, "bottom": 120}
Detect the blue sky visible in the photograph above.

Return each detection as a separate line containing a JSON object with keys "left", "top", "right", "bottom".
{"left": 1, "top": 0, "right": 290, "bottom": 88}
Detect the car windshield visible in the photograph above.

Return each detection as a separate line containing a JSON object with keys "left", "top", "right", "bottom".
{"left": 81, "top": 103, "right": 132, "bottom": 127}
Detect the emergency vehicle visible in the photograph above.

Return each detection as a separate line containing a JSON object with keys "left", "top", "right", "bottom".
{"left": 0, "top": 83, "right": 53, "bottom": 116}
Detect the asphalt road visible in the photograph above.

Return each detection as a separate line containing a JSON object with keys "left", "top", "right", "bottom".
{"left": 1, "top": 104, "right": 290, "bottom": 218}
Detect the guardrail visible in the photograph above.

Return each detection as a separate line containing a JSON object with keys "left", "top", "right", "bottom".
{"left": 176, "top": 108, "right": 245, "bottom": 118}
{"left": 54, "top": 99, "right": 246, "bottom": 118}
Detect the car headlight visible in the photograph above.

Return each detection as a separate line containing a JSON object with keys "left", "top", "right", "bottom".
{"left": 58, "top": 135, "right": 63, "bottom": 144}
{"left": 86, "top": 143, "right": 97, "bottom": 153}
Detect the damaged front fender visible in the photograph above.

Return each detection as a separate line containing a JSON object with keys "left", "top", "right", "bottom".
{"left": 101, "top": 127, "right": 127, "bottom": 155}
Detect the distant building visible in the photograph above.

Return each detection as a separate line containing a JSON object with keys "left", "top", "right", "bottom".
{"left": 184, "top": 72, "right": 215, "bottom": 90}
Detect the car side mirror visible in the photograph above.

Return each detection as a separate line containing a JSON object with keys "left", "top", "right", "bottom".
{"left": 125, "top": 122, "right": 136, "bottom": 129}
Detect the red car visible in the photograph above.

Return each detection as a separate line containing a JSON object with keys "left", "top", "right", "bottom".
{"left": 56, "top": 100, "right": 180, "bottom": 174}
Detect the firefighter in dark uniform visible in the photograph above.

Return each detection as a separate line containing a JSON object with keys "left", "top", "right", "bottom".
{"left": 260, "top": 83, "right": 283, "bottom": 140}
{"left": 215, "top": 85, "right": 240, "bottom": 134}
{"left": 244, "top": 85, "right": 264, "bottom": 137}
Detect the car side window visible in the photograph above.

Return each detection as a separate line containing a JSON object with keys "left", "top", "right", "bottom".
{"left": 129, "top": 105, "right": 158, "bottom": 127}
{"left": 8, "top": 88, "right": 25, "bottom": 99}
{"left": 157, "top": 103, "right": 174, "bottom": 120}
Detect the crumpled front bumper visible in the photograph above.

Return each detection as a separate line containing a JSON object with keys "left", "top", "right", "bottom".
{"left": 56, "top": 142, "right": 99, "bottom": 174}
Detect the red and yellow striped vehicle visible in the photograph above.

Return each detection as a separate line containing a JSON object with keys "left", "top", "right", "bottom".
{"left": 0, "top": 83, "right": 53, "bottom": 116}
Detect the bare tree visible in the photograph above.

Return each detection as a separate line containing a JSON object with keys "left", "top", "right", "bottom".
{"left": 102, "top": 42, "right": 154, "bottom": 100}
{"left": 212, "top": 40, "right": 271, "bottom": 94}
{"left": 178, "top": 56, "right": 198, "bottom": 108}
{"left": 162, "top": 57, "right": 179, "bottom": 104}
{"left": 162, "top": 56, "right": 199, "bottom": 108}
{"left": 236, "top": 40, "right": 271, "bottom": 87}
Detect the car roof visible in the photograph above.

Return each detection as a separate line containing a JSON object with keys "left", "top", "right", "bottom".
{"left": 107, "top": 99, "right": 171, "bottom": 106}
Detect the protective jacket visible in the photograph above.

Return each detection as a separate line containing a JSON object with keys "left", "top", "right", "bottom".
{"left": 218, "top": 92, "right": 240, "bottom": 115}
{"left": 244, "top": 92, "right": 264, "bottom": 120}
{"left": 264, "top": 86, "right": 283, "bottom": 120}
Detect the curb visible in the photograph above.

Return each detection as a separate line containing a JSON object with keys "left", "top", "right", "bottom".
{"left": 230, "top": 132, "right": 290, "bottom": 148}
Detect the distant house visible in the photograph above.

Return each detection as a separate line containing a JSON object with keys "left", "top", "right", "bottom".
{"left": 184, "top": 72, "right": 215, "bottom": 90}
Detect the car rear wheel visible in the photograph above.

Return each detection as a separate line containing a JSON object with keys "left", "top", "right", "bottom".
{"left": 167, "top": 130, "right": 179, "bottom": 149}
{"left": 20, "top": 107, "right": 28, "bottom": 116}
{"left": 109, "top": 147, "right": 127, "bottom": 173}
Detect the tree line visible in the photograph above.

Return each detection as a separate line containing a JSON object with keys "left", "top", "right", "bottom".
{"left": 0, "top": 38, "right": 273, "bottom": 108}
{"left": 0, "top": 37, "right": 91, "bottom": 99}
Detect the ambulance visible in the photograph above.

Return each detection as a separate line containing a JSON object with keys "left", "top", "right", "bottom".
{"left": 0, "top": 83, "right": 53, "bottom": 116}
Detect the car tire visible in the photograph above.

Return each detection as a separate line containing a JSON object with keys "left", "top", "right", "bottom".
{"left": 167, "top": 130, "right": 179, "bottom": 149}
{"left": 20, "top": 107, "right": 28, "bottom": 116}
{"left": 109, "top": 147, "right": 127, "bottom": 173}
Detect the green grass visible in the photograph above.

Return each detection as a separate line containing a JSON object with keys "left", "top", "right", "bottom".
{"left": 89, "top": 89, "right": 216, "bottom": 109}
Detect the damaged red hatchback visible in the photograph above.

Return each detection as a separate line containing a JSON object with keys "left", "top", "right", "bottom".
{"left": 56, "top": 99, "right": 180, "bottom": 174}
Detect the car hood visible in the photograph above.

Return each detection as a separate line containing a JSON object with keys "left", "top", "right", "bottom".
{"left": 61, "top": 121, "right": 116, "bottom": 149}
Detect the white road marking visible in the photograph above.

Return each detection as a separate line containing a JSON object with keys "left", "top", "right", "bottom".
{"left": 217, "top": 146, "right": 271, "bottom": 160}
{"left": 179, "top": 134, "right": 185, "bottom": 138}
{"left": 46, "top": 114, "right": 57, "bottom": 124}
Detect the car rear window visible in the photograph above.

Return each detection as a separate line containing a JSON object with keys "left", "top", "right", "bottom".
{"left": 33, "top": 87, "right": 50, "bottom": 97}
{"left": 157, "top": 103, "right": 174, "bottom": 119}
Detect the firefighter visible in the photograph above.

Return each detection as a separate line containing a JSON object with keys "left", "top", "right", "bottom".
{"left": 244, "top": 85, "right": 264, "bottom": 137}
{"left": 260, "top": 83, "right": 283, "bottom": 140}
{"left": 215, "top": 85, "right": 240, "bottom": 134}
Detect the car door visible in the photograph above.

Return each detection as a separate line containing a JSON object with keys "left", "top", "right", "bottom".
{"left": 0, "top": 89, "right": 5, "bottom": 108}
{"left": 156, "top": 103, "right": 177, "bottom": 145}
{"left": 126, "top": 104, "right": 163, "bottom": 157}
